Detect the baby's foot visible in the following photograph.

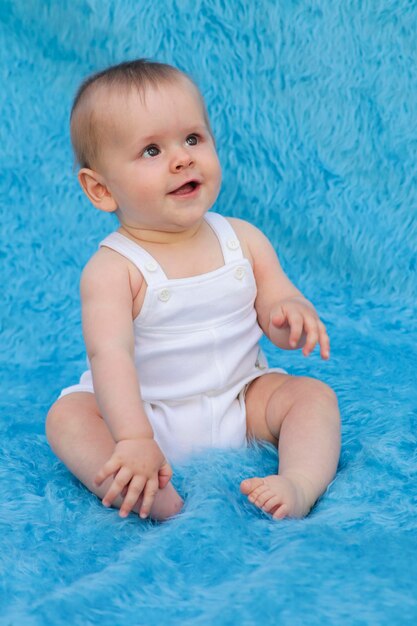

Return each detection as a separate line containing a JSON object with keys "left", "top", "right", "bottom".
{"left": 240, "top": 474, "right": 315, "bottom": 520}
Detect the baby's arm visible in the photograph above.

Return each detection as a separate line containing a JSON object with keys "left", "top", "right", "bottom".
{"left": 231, "top": 219, "right": 330, "bottom": 359}
{"left": 80, "top": 248, "right": 172, "bottom": 518}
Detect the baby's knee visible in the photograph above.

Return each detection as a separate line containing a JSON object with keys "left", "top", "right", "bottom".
{"left": 45, "top": 398, "right": 75, "bottom": 450}
{"left": 298, "top": 377, "right": 338, "bottom": 409}
{"left": 45, "top": 402, "right": 63, "bottom": 447}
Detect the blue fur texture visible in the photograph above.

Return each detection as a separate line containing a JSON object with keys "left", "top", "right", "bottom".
{"left": 1, "top": 1, "right": 417, "bottom": 623}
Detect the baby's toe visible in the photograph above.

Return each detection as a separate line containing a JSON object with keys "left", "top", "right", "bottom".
{"left": 261, "top": 495, "right": 283, "bottom": 515}
{"left": 250, "top": 484, "right": 271, "bottom": 504}
{"left": 249, "top": 487, "right": 272, "bottom": 508}
{"left": 240, "top": 477, "right": 265, "bottom": 495}
{"left": 272, "top": 504, "right": 289, "bottom": 520}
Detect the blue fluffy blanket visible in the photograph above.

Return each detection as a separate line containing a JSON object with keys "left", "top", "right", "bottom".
{"left": 2, "top": 1, "right": 417, "bottom": 623}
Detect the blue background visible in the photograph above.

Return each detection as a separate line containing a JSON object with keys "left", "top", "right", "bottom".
{"left": 1, "top": 1, "right": 417, "bottom": 624}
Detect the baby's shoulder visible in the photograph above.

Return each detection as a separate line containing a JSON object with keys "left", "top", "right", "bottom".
{"left": 226, "top": 217, "right": 271, "bottom": 256}
{"left": 80, "top": 246, "right": 143, "bottom": 297}
{"left": 82, "top": 245, "right": 128, "bottom": 277}
{"left": 227, "top": 216, "right": 265, "bottom": 239}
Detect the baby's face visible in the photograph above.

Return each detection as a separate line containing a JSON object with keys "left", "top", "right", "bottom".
{"left": 94, "top": 78, "right": 222, "bottom": 234}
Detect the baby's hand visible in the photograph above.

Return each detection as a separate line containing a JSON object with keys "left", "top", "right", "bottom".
{"left": 270, "top": 296, "right": 330, "bottom": 359}
{"left": 94, "top": 438, "right": 173, "bottom": 519}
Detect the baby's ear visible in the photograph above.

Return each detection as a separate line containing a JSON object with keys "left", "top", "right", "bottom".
{"left": 78, "top": 168, "right": 118, "bottom": 213}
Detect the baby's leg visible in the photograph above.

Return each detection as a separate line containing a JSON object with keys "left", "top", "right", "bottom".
{"left": 45, "top": 392, "right": 183, "bottom": 521}
{"left": 241, "top": 373, "right": 340, "bottom": 519}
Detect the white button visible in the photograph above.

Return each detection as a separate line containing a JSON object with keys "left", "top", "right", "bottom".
{"left": 227, "top": 239, "right": 240, "bottom": 251}
{"left": 234, "top": 266, "right": 245, "bottom": 280}
{"left": 158, "top": 289, "right": 171, "bottom": 302}
{"left": 145, "top": 261, "right": 158, "bottom": 272}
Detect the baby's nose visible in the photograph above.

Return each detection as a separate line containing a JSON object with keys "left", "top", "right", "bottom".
{"left": 172, "top": 148, "right": 194, "bottom": 171}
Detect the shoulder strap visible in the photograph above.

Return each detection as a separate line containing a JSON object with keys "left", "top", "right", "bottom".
{"left": 204, "top": 212, "right": 244, "bottom": 263}
{"left": 99, "top": 232, "right": 168, "bottom": 285}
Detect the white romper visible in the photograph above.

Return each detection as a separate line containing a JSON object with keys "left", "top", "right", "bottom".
{"left": 59, "top": 212, "right": 285, "bottom": 463}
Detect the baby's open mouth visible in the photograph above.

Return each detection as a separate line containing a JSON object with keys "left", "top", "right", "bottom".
{"left": 169, "top": 180, "right": 200, "bottom": 195}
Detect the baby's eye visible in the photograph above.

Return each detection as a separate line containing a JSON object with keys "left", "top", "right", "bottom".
{"left": 142, "top": 145, "right": 160, "bottom": 158}
{"left": 186, "top": 134, "right": 199, "bottom": 146}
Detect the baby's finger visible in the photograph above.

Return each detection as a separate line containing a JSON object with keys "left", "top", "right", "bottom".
{"left": 119, "top": 476, "right": 146, "bottom": 518}
{"left": 94, "top": 457, "right": 121, "bottom": 487}
{"left": 318, "top": 321, "right": 330, "bottom": 359}
{"left": 158, "top": 462, "right": 173, "bottom": 490}
{"left": 101, "top": 466, "right": 133, "bottom": 508}
{"left": 270, "top": 306, "right": 286, "bottom": 328}
{"left": 139, "top": 477, "right": 159, "bottom": 519}
{"left": 302, "top": 319, "right": 319, "bottom": 356}
{"left": 287, "top": 311, "right": 304, "bottom": 348}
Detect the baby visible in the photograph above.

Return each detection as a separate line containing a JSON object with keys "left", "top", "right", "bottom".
{"left": 46, "top": 59, "right": 341, "bottom": 522}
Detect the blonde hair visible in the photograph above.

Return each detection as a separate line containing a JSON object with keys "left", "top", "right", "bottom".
{"left": 70, "top": 59, "right": 211, "bottom": 170}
